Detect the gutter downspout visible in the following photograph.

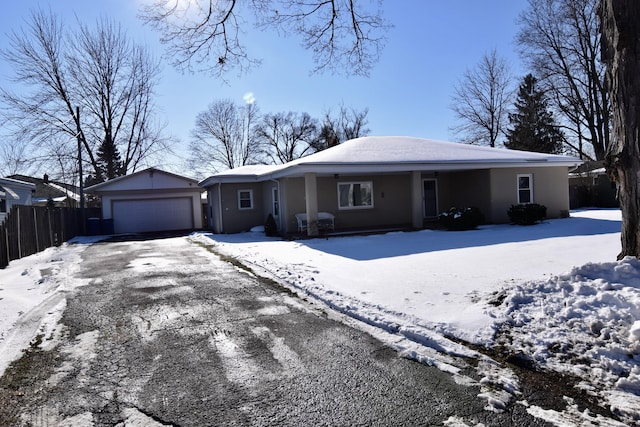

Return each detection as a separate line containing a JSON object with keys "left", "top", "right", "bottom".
{"left": 217, "top": 182, "right": 224, "bottom": 233}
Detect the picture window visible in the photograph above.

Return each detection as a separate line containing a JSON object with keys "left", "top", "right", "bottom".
{"left": 338, "top": 182, "right": 373, "bottom": 210}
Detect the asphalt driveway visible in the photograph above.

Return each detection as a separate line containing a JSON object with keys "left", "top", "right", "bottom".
{"left": 0, "top": 234, "right": 549, "bottom": 426}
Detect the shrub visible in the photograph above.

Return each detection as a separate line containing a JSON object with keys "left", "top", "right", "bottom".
{"left": 264, "top": 214, "right": 278, "bottom": 236}
{"left": 438, "top": 207, "right": 485, "bottom": 231}
{"left": 507, "top": 203, "right": 547, "bottom": 225}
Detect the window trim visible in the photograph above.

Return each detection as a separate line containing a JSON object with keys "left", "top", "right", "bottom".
{"left": 517, "top": 174, "right": 534, "bottom": 204}
{"left": 237, "top": 189, "right": 254, "bottom": 210}
{"left": 337, "top": 181, "right": 374, "bottom": 210}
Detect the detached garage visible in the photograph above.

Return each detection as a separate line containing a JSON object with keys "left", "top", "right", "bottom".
{"left": 86, "top": 168, "right": 204, "bottom": 234}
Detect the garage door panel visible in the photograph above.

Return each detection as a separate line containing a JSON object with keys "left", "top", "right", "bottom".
{"left": 112, "top": 198, "right": 193, "bottom": 233}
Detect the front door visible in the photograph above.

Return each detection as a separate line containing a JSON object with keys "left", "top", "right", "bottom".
{"left": 423, "top": 179, "right": 438, "bottom": 218}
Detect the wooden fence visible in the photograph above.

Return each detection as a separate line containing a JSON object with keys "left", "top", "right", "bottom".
{"left": 0, "top": 205, "right": 100, "bottom": 269}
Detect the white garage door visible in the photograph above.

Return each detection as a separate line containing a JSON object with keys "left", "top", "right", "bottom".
{"left": 112, "top": 198, "right": 193, "bottom": 234}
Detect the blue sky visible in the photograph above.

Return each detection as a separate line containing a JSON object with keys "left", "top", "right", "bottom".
{"left": 0, "top": 1, "right": 528, "bottom": 171}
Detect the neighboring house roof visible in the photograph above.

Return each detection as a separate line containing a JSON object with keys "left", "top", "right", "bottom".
{"left": 86, "top": 167, "right": 201, "bottom": 193}
{"left": 200, "top": 136, "right": 583, "bottom": 186}
{"left": 569, "top": 160, "right": 607, "bottom": 177}
{"left": 8, "top": 174, "right": 80, "bottom": 203}
{"left": 0, "top": 176, "right": 36, "bottom": 199}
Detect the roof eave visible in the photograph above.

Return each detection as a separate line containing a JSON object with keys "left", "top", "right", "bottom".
{"left": 0, "top": 178, "right": 37, "bottom": 191}
{"left": 266, "top": 159, "right": 582, "bottom": 178}
{"left": 199, "top": 175, "right": 264, "bottom": 187}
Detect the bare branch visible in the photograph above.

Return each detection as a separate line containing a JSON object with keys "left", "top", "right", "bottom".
{"left": 450, "top": 49, "right": 514, "bottom": 147}
{"left": 188, "top": 99, "right": 263, "bottom": 175}
{"left": 140, "top": 0, "right": 258, "bottom": 79}
{"left": 255, "top": 111, "right": 318, "bottom": 163}
{"left": 517, "top": 0, "right": 609, "bottom": 160}
{"left": 313, "top": 103, "right": 369, "bottom": 151}
{"left": 261, "top": 0, "right": 390, "bottom": 76}
{"left": 140, "top": 0, "right": 390, "bottom": 77}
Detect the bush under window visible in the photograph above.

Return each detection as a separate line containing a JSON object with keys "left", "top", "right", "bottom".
{"left": 508, "top": 203, "right": 547, "bottom": 225}
{"left": 438, "top": 207, "right": 485, "bottom": 231}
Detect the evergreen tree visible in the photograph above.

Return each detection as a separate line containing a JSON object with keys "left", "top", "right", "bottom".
{"left": 95, "top": 136, "right": 124, "bottom": 182}
{"left": 505, "top": 74, "right": 564, "bottom": 153}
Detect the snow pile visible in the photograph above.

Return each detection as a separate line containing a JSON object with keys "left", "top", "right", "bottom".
{"left": 497, "top": 257, "right": 640, "bottom": 421}
{"left": 0, "top": 237, "right": 101, "bottom": 376}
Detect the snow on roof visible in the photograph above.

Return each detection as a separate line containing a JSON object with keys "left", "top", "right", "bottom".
{"left": 569, "top": 168, "right": 607, "bottom": 177}
{"left": 293, "top": 136, "right": 577, "bottom": 164}
{"left": 86, "top": 167, "right": 199, "bottom": 192}
{"left": 200, "top": 136, "right": 582, "bottom": 186}
{"left": 0, "top": 176, "right": 37, "bottom": 190}
{"left": 32, "top": 196, "right": 68, "bottom": 203}
{"left": 211, "top": 164, "right": 282, "bottom": 177}
{"left": 46, "top": 182, "right": 80, "bottom": 201}
{"left": 198, "top": 164, "right": 284, "bottom": 185}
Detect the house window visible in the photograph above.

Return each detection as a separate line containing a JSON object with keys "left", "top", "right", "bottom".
{"left": 338, "top": 182, "right": 373, "bottom": 210}
{"left": 238, "top": 190, "right": 254, "bottom": 210}
{"left": 0, "top": 198, "right": 5, "bottom": 213}
{"left": 272, "top": 187, "right": 279, "bottom": 217}
{"left": 517, "top": 174, "right": 533, "bottom": 204}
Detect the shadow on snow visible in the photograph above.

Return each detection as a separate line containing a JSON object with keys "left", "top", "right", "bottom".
{"left": 301, "top": 216, "right": 621, "bottom": 261}
{"left": 201, "top": 211, "right": 621, "bottom": 262}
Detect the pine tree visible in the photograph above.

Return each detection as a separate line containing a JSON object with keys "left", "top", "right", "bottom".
{"left": 95, "top": 136, "right": 124, "bottom": 182}
{"left": 505, "top": 74, "right": 564, "bottom": 153}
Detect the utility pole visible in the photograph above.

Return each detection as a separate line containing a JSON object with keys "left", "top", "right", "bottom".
{"left": 76, "top": 106, "right": 85, "bottom": 234}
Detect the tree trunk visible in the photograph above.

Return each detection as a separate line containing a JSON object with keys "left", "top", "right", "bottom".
{"left": 601, "top": 0, "right": 640, "bottom": 259}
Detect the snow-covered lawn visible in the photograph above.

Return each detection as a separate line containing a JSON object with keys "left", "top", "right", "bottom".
{"left": 1, "top": 209, "right": 638, "bottom": 425}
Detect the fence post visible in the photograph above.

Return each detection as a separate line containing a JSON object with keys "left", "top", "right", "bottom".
{"left": 17, "top": 207, "right": 21, "bottom": 259}
{"left": 60, "top": 208, "right": 64, "bottom": 244}
{"left": 48, "top": 209, "right": 53, "bottom": 247}
{"left": 33, "top": 207, "right": 39, "bottom": 253}
{"left": 0, "top": 223, "right": 6, "bottom": 269}
{"left": 4, "top": 221, "right": 9, "bottom": 267}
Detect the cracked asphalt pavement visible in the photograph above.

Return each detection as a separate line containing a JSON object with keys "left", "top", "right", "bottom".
{"left": 0, "top": 234, "right": 550, "bottom": 426}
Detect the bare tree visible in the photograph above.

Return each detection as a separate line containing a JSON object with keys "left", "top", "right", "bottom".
{"left": 256, "top": 112, "right": 318, "bottom": 163}
{"left": 313, "top": 104, "right": 370, "bottom": 151}
{"left": 139, "top": 0, "right": 390, "bottom": 78}
{"left": 0, "top": 124, "right": 41, "bottom": 177}
{"left": 517, "top": 0, "right": 610, "bottom": 160}
{"left": 188, "top": 99, "right": 262, "bottom": 175}
{"left": 600, "top": 0, "right": 640, "bottom": 258}
{"left": 450, "top": 49, "right": 514, "bottom": 147}
{"left": 0, "top": 10, "right": 169, "bottom": 185}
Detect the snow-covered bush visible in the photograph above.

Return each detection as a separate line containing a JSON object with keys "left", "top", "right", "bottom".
{"left": 507, "top": 203, "right": 547, "bottom": 225}
{"left": 438, "top": 207, "right": 485, "bottom": 231}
